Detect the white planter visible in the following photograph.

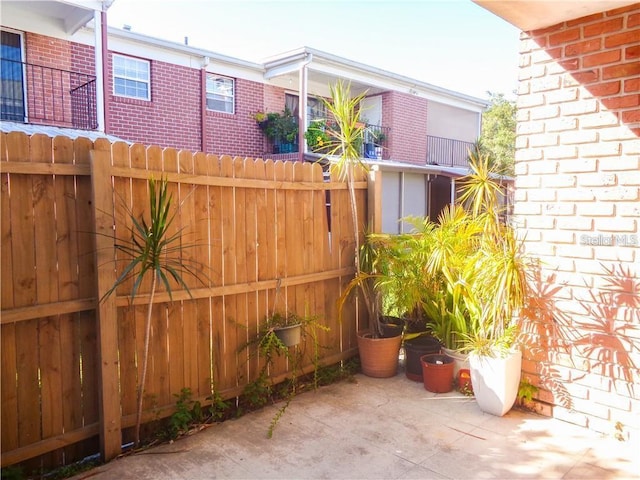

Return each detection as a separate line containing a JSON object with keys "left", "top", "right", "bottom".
{"left": 469, "top": 349, "right": 522, "bottom": 416}
{"left": 442, "top": 347, "right": 470, "bottom": 379}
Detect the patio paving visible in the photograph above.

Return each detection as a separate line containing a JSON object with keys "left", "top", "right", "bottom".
{"left": 76, "top": 369, "right": 639, "bottom": 480}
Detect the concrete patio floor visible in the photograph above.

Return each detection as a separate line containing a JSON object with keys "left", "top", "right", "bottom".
{"left": 77, "top": 370, "right": 639, "bottom": 480}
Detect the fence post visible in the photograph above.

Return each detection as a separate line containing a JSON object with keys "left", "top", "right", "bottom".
{"left": 90, "top": 146, "right": 122, "bottom": 461}
{"left": 367, "top": 165, "right": 382, "bottom": 233}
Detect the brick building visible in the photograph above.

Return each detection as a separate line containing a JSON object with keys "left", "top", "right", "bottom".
{"left": 1, "top": 1, "right": 486, "bottom": 166}
{"left": 476, "top": 1, "right": 639, "bottom": 441}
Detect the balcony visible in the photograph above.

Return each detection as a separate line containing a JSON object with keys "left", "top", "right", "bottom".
{"left": 295, "top": 111, "right": 391, "bottom": 160}
{"left": 426, "top": 135, "right": 475, "bottom": 168}
{"left": 0, "top": 59, "right": 97, "bottom": 130}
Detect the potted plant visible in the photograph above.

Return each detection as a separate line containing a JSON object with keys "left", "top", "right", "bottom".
{"left": 325, "top": 81, "right": 403, "bottom": 378}
{"left": 243, "top": 304, "right": 328, "bottom": 437}
{"left": 262, "top": 312, "right": 303, "bottom": 347}
{"left": 390, "top": 212, "right": 478, "bottom": 380}
{"left": 457, "top": 151, "right": 531, "bottom": 416}
{"left": 253, "top": 108, "right": 299, "bottom": 153}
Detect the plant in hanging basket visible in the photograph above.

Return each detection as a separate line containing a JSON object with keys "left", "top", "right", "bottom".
{"left": 262, "top": 312, "right": 304, "bottom": 347}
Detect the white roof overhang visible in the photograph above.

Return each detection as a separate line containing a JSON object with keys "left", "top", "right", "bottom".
{"left": 472, "top": 0, "right": 638, "bottom": 31}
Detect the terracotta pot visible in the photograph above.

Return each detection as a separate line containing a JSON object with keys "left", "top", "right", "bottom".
{"left": 357, "top": 330, "right": 402, "bottom": 378}
{"left": 420, "top": 353, "right": 454, "bottom": 393}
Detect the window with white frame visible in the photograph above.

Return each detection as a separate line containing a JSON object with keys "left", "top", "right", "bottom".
{"left": 206, "top": 74, "right": 234, "bottom": 113}
{"left": 113, "top": 54, "right": 150, "bottom": 100}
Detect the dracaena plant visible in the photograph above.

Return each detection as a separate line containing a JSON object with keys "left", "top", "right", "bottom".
{"left": 103, "top": 176, "right": 204, "bottom": 447}
{"left": 457, "top": 150, "right": 531, "bottom": 357}
{"left": 321, "top": 81, "right": 387, "bottom": 335}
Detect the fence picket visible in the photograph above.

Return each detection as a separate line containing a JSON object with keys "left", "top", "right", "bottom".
{"left": 219, "top": 155, "right": 238, "bottom": 391}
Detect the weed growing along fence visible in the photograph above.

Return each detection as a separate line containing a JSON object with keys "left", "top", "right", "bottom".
{"left": 0, "top": 132, "right": 366, "bottom": 472}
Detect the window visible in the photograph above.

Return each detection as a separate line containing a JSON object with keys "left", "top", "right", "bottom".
{"left": 1, "top": 30, "right": 25, "bottom": 121}
{"left": 113, "top": 54, "right": 150, "bottom": 100}
{"left": 206, "top": 75, "right": 234, "bottom": 113}
{"left": 285, "top": 93, "right": 327, "bottom": 122}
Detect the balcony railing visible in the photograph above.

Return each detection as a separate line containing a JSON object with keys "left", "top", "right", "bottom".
{"left": 426, "top": 135, "right": 475, "bottom": 168}
{"left": 303, "top": 113, "right": 391, "bottom": 159}
{"left": 0, "top": 59, "right": 97, "bottom": 130}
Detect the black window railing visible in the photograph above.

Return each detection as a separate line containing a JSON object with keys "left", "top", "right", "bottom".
{"left": 426, "top": 135, "right": 475, "bottom": 168}
{"left": 0, "top": 59, "right": 97, "bottom": 130}
{"left": 304, "top": 113, "right": 391, "bottom": 159}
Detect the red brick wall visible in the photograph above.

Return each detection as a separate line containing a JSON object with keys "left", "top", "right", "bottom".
{"left": 106, "top": 53, "right": 266, "bottom": 156}
{"left": 107, "top": 53, "right": 201, "bottom": 151}
{"left": 23, "top": 34, "right": 95, "bottom": 128}
{"left": 204, "top": 78, "right": 265, "bottom": 156}
{"left": 383, "top": 91, "right": 428, "bottom": 164}
{"left": 516, "top": 4, "right": 639, "bottom": 441}
{"left": 25, "top": 32, "right": 72, "bottom": 70}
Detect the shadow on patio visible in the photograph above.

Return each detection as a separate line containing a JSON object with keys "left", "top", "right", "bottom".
{"left": 75, "top": 366, "right": 639, "bottom": 480}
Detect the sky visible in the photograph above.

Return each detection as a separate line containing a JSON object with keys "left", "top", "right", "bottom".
{"left": 106, "top": 0, "right": 521, "bottom": 101}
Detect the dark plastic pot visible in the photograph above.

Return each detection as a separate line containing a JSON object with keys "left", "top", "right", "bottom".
{"left": 380, "top": 316, "right": 404, "bottom": 338}
{"left": 420, "top": 353, "right": 454, "bottom": 393}
{"left": 404, "top": 335, "right": 442, "bottom": 382}
{"left": 404, "top": 336, "right": 442, "bottom": 381}
{"left": 274, "top": 323, "right": 301, "bottom": 347}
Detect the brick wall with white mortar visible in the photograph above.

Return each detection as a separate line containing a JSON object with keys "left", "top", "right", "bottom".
{"left": 516, "top": 3, "right": 639, "bottom": 441}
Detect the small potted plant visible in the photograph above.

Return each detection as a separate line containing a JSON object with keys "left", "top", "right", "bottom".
{"left": 262, "top": 312, "right": 303, "bottom": 347}
{"left": 253, "top": 108, "right": 298, "bottom": 153}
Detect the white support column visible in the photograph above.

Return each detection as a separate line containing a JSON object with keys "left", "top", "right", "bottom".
{"left": 450, "top": 177, "right": 456, "bottom": 207}
{"left": 94, "top": 9, "right": 105, "bottom": 132}
{"left": 298, "top": 62, "right": 308, "bottom": 161}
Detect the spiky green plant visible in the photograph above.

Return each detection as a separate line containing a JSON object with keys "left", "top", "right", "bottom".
{"left": 457, "top": 152, "right": 531, "bottom": 356}
{"left": 321, "top": 81, "right": 386, "bottom": 335}
{"left": 104, "top": 176, "right": 203, "bottom": 446}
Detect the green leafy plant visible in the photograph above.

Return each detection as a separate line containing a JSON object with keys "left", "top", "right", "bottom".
{"left": 517, "top": 377, "right": 539, "bottom": 404}
{"left": 368, "top": 128, "right": 386, "bottom": 145}
{"left": 167, "top": 388, "right": 202, "bottom": 440}
{"left": 207, "top": 387, "right": 231, "bottom": 422}
{"left": 237, "top": 289, "right": 329, "bottom": 437}
{"left": 255, "top": 108, "right": 299, "bottom": 143}
{"left": 102, "top": 176, "right": 205, "bottom": 447}
{"left": 1, "top": 466, "right": 24, "bottom": 480}
{"left": 304, "top": 119, "right": 331, "bottom": 153}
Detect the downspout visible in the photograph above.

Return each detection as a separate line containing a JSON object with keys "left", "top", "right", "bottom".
{"left": 201, "top": 56, "right": 209, "bottom": 153}
{"left": 100, "top": 9, "right": 110, "bottom": 133}
{"left": 298, "top": 52, "right": 313, "bottom": 162}
{"left": 94, "top": 9, "right": 105, "bottom": 132}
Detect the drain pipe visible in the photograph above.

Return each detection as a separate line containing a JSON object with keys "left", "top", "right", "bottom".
{"left": 298, "top": 52, "right": 313, "bottom": 162}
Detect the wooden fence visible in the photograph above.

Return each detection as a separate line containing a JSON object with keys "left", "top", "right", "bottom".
{"left": 0, "top": 132, "right": 368, "bottom": 471}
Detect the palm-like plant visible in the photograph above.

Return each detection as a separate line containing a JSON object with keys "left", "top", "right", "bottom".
{"left": 321, "top": 81, "right": 387, "bottom": 334}
{"left": 103, "top": 177, "right": 203, "bottom": 446}
{"left": 458, "top": 150, "right": 531, "bottom": 356}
